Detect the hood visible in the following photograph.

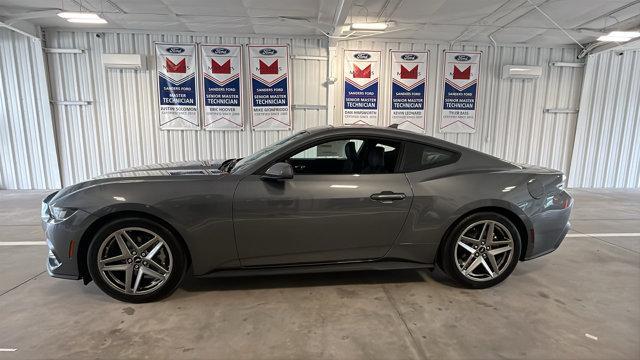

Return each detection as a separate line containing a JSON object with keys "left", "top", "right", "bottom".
{"left": 52, "top": 160, "right": 227, "bottom": 202}
{"left": 96, "top": 160, "right": 225, "bottom": 178}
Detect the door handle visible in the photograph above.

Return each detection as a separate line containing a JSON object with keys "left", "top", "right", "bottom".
{"left": 370, "top": 191, "right": 406, "bottom": 203}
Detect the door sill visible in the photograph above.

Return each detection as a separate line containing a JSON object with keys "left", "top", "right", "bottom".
{"left": 197, "top": 259, "right": 432, "bottom": 278}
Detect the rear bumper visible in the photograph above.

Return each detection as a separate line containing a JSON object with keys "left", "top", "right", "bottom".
{"left": 524, "top": 220, "right": 570, "bottom": 260}
{"left": 523, "top": 190, "right": 573, "bottom": 260}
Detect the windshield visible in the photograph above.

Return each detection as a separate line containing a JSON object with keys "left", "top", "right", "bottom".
{"left": 231, "top": 131, "right": 308, "bottom": 173}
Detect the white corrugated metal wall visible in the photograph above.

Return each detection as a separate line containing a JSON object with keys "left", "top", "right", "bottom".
{"left": 333, "top": 40, "right": 584, "bottom": 179}
{"left": 569, "top": 49, "right": 640, "bottom": 188}
{"left": 45, "top": 30, "right": 328, "bottom": 186}
{"left": 45, "top": 29, "right": 587, "bottom": 187}
{"left": 3, "top": 27, "right": 637, "bottom": 189}
{"left": 0, "top": 29, "right": 61, "bottom": 189}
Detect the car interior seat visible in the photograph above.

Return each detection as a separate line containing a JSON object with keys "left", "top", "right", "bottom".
{"left": 362, "top": 146, "right": 386, "bottom": 173}
{"left": 344, "top": 141, "right": 361, "bottom": 172}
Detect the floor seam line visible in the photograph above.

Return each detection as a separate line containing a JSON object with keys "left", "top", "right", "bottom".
{"left": 569, "top": 218, "right": 640, "bottom": 221}
{"left": 0, "top": 271, "right": 46, "bottom": 298}
{"left": 381, "top": 284, "right": 428, "bottom": 360}
{"left": 571, "top": 230, "right": 640, "bottom": 255}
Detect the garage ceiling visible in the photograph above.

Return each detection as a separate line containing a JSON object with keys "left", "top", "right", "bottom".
{"left": 1, "top": 0, "right": 639, "bottom": 46}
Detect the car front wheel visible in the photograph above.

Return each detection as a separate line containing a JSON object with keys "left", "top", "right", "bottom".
{"left": 442, "top": 212, "right": 521, "bottom": 288}
{"left": 87, "top": 217, "right": 187, "bottom": 303}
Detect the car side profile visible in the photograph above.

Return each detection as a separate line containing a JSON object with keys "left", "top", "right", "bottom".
{"left": 42, "top": 126, "right": 572, "bottom": 302}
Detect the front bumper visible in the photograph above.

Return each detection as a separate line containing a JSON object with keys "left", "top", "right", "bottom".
{"left": 42, "top": 202, "right": 96, "bottom": 280}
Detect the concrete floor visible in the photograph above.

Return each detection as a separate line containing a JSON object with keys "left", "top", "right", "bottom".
{"left": 0, "top": 189, "right": 638, "bottom": 359}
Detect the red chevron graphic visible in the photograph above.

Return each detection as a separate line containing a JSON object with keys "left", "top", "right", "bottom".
{"left": 212, "top": 59, "right": 231, "bottom": 74}
{"left": 400, "top": 65, "right": 418, "bottom": 79}
{"left": 259, "top": 60, "right": 278, "bottom": 75}
{"left": 453, "top": 65, "right": 471, "bottom": 80}
{"left": 353, "top": 64, "right": 371, "bottom": 78}
{"left": 166, "top": 58, "right": 186, "bottom": 73}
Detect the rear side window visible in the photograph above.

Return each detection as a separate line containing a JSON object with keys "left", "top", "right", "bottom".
{"left": 401, "top": 142, "right": 458, "bottom": 172}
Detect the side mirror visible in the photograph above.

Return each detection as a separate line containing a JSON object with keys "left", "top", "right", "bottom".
{"left": 261, "top": 162, "right": 294, "bottom": 181}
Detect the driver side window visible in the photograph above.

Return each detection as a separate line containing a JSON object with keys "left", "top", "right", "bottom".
{"left": 287, "top": 137, "right": 400, "bottom": 175}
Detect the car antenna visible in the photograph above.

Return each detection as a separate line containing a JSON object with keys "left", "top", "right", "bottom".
{"left": 388, "top": 124, "right": 399, "bottom": 129}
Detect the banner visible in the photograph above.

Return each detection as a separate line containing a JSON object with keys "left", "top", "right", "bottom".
{"left": 440, "top": 51, "right": 481, "bottom": 133}
{"left": 343, "top": 50, "right": 381, "bottom": 126}
{"left": 248, "top": 45, "right": 291, "bottom": 130}
{"left": 156, "top": 43, "right": 199, "bottom": 130}
{"left": 390, "top": 51, "right": 428, "bottom": 132}
{"left": 200, "top": 45, "right": 243, "bottom": 130}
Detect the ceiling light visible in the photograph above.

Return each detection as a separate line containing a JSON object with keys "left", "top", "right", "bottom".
{"left": 350, "top": 22, "right": 390, "bottom": 31}
{"left": 598, "top": 35, "right": 632, "bottom": 42}
{"left": 609, "top": 31, "right": 640, "bottom": 38}
{"left": 597, "top": 30, "right": 640, "bottom": 42}
{"left": 57, "top": 11, "right": 108, "bottom": 24}
{"left": 66, "top": 17, "right": 108, "bottom": 24}
{"left": 57, "top": 12, "right": 101, "bottom": 19}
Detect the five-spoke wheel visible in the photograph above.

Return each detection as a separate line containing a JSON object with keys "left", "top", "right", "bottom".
{"left": 97, "top": 227, "right": 173, "bottom": 295}
{"left": 441, "top": 212, "right": 521, "bottom": 288}
{"left": 87, "top": 218, "right": 187, "bottom": 303}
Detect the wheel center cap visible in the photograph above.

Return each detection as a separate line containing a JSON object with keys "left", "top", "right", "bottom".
{"left": 133, "top": 256, "right": 142, "bottom": 264}
{"left": 479, "top": 246, "right": 486, "bottom": 252}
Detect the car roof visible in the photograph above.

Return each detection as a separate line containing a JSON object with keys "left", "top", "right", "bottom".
{"left": 234, "top": 125, "right": 513, "bottom": 175}
{"left": 305, "top": 125, "right": 466, "bottom": 152}
{"left": 303, "top": 126, "right": 515, "bottom": 166}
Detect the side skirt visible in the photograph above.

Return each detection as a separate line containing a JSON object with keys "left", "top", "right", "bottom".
{"left": 196, "top": 260, "right": 432, "bottom": 278}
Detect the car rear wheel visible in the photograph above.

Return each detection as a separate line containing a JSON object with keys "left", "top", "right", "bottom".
{"left": 87, "top": 217, "right": 187, "bottom": 303}
{"left": 441, "top": 212, "right": 521, "bottom": 288}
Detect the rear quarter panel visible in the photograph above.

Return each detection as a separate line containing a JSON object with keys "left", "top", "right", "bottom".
{"left": 390, "top": 156, "right": 569, "bottom": 264}
{"left": 389, "top": 165, "right": 536, "bottom": 263}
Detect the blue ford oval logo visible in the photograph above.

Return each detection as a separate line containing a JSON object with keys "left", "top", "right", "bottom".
{"left": 455, "top": 55, "right": 471, "bottom": 61}
{"left": 259, "top": 48, "right": 277, "bottom": 56}
{"left": 166, "top": 47, "right": 185, "bottom": 54}
{"left": 401, "top": 54, "right": 418, "bottom": 61}
{"left": 211, "top": 47, "right": 230, "bottom": 55}
{"left": 354, "top": 52, "right": 371, "bottom": 60}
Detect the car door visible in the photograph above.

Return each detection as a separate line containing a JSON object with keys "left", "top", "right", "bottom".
{"left": 233, "top": 136, "right": 413, "bottom": 266}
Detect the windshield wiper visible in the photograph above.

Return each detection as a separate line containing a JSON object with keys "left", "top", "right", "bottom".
{"left": 227, "top": 158, "right": 242, "bottom": 171}
{"left": 219, "top": 158, "right": 236, "bottom": 172}
{"left": 219, "top": 158, "right": 242, "bottom": 172}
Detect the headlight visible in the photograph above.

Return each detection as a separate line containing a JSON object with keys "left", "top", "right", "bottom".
{"left": 50, "top": 206, "right": 77, "bottom": 221}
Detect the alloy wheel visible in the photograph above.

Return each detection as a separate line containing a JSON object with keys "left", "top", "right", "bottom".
{"left": 97, "top": 227, "right": 173, "bottom": 295}
{"left": 454, "top": 220, "right": 515, "bottom": 281}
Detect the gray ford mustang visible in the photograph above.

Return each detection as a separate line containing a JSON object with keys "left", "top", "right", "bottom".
{"left": 42, "top": 126, "right": 572, "bottom": 302}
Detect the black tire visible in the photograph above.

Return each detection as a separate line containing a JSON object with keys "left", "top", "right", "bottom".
{"left": 87, "top": 217, "right": 187, "bottom": 303}
{"left": 441, "top": 212, "right": 521, "bottom": 289}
